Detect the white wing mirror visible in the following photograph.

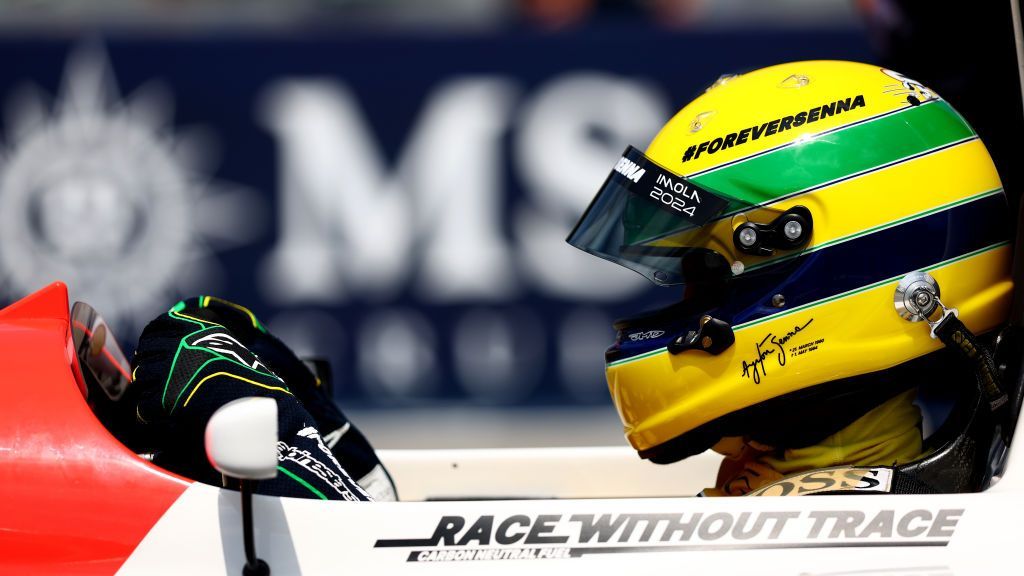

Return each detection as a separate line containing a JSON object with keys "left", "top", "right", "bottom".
{"left": 205, "top": 397, "right": 279, "bottom": 480}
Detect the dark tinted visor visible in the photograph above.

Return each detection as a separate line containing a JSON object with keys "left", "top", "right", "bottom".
{"left": 567, "top": 146, "right": 734, "bottom": 286}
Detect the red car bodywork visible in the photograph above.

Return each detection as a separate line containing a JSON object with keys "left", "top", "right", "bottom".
{"left": 0, "top": 283, "right": 191, "bottom": 575}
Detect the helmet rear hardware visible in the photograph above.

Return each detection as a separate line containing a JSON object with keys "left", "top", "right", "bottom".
{"left": 896, "top": 271, "right": 1008, "bottom": 413}
{"left": 894, "top": 271, "right": 941, "bottom": 322}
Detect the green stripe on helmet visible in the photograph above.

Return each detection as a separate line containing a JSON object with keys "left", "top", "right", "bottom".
{"left": 691, "top": 101, "right": 976, "bottom": 207}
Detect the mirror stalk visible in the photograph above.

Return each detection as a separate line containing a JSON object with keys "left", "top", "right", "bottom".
{"left": 241, "top": 480, "right": 270, "bottom": 576}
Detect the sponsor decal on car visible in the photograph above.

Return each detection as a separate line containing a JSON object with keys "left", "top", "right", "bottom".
{"left": 375, "top": 507, "right": 963, "bottom": 563}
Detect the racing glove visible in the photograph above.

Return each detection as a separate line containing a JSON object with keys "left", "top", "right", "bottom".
{"left": 129, "top": 298, "right": 384, "bottom": 501}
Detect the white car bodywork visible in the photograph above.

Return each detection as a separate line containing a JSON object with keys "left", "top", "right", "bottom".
{"left": 118, "top": 438, "right": 1021, "bottom": 575}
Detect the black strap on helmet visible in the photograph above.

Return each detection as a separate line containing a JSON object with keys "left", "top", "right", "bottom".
{"left": 931, "top": 310, "right": 1009, "bottom": 413}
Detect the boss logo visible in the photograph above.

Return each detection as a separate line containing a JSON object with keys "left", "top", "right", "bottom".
{"left": 748, "top": 467, "right": 892, "bottom": 497}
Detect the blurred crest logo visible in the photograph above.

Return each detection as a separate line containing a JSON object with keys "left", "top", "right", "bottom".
{"left": 0, "top": 43, "right": 262, "bottom": 330}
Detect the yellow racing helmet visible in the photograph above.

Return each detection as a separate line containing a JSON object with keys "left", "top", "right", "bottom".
{"left": 568, "top": 61, "right": 1014, "bottom": 463}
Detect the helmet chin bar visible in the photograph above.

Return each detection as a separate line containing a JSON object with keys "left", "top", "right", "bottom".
{"left": 667, "top": 314, "right": 735, "bottom": 355}
{"left": 733, "top": 206, "right": 813, "bottom": 257}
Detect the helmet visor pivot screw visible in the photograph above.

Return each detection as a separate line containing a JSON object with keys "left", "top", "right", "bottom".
{"left": 738, "top": 227, "right": 758, "bottom": 247}
{"left": 783, "top": 220, "right": 803, "bottom": 240}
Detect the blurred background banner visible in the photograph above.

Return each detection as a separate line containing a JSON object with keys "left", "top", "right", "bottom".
{"left": 0, "top": 3, "right": 872, "bottom": 438}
